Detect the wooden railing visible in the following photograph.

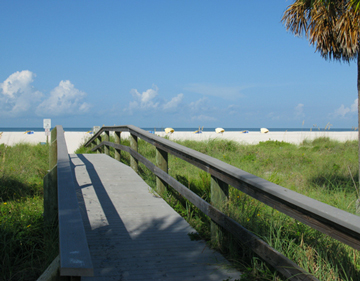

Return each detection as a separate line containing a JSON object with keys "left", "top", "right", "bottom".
{"left": 43, "top": 125, "right": 93, "bottom": 279}
{"left": 84, "top": 125, "right": 360, "bottom": 281}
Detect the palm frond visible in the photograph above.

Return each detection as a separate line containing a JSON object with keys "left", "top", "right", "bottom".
{"left": 282, "top": 0, "right": 359, "bottom": 62}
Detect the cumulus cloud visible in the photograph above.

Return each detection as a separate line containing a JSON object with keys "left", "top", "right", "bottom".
{"left": 126, "top": 85, "right": 184, "bottom": 114}
{"left": 189, "top": 97, "right": 208, "bottom": 111}
{"left": 294, "top": 103, "right": 304, "bottom": 117}
{"left": 129, "top": 85, "right": 159, "bottom": 111}
{"left": 163, "top": 94, "right": 183, "bottom": 110}
{"left": 0, "top": 70, "right": 42, "bottom": 116}
{"left": 36, "top": 80, "right": 90, "bottom": 116}
{"left": 0, "top": 70, "right": 91, "bottom": 118}
{"left": 334, "top": 99, "right": 357, "bottom": 117}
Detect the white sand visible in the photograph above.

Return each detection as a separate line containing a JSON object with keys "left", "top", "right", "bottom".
{"left": 0, "top": 131, "right": 91, "bottom": 154}
{"left": 155, "top": 131, "right": 358, "bottom": 145}
{"left": 0, "top": 130, "right": 357, "bottom": 154}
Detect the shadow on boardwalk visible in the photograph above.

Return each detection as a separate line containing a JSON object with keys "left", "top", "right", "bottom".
{"left": 70, "top": 153, "right": 241, "bottom": 281}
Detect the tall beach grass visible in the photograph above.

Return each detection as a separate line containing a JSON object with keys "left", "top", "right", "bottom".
{"left": 78, "top": 135, "right": 360, "bottom": 280}
{"left": 0, "top": 142, "right": 58, "bottom": 281}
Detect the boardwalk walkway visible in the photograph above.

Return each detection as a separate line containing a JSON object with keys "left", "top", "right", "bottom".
{"left": 70, "top": 153, "right": 241, "bottom": 281}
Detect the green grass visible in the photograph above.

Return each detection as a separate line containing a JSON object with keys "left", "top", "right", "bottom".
{"left": 79, "top": 134, "right": 360, "bottom": 280}
{"left": 0, "top": 142, "right": 58, "bottom": 281}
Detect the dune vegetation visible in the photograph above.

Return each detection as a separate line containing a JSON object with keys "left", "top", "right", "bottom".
{"left": 78, "top": 135, "right": 360, "bottom": 280}
{"left": 1, "top": 136, "right": 359, "bottom": 280}
{"left": 0, "top": 143, "right": 57, "bottom": 281}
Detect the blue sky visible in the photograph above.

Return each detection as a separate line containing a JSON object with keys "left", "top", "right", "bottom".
{"left": 0, "top": 1, "right": 357, "bottom": 129}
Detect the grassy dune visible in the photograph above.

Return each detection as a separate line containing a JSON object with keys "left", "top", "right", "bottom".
{"left": 1, "top": 137, "right": 359, "bottom": 280}
{"left": 0, "top": 143, "right": 57, "bottom": 281}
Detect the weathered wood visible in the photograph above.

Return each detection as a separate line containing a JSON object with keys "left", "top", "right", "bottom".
{"left": 49, "top": 127, "right": 57, "bottom": 170}
{"left": 85, "top": 126, "right": 360, "bottom": 251}
{"left": 111, "top": 147, "right": 317, "bottom": 280}
{"left": 104, "top": 130, "right": 110, "bottom": 156}
{"left": 36, "top": 255, "right": 60, "bottom": 281}
{"left": 71, "top": 154, "right": 241, "bottom": 280}
{"left": 88, "top": 139, "right": 319, "bottom": 280}
{"left": 96, "top": 135, "right": 102, "bottom": 154}
{"left": 210, "top": 176, "right": 228, "bottom": 244}
{"left": 55, "top": 125, "right": 93, "bottom": 277}
{"left": 44, "top": 165, "right": 58, "bottom": 227}
{"left": 51, "top": 126, "right": 57, "bottom": 143}
{"left": 130, "top": 133, "right": 138, "bottom": 173}
{"left": 156, "top": 147, "right": 168, "bottom": 194}
{"left": 114, "top": 131, "right": 121, "bottom": 161}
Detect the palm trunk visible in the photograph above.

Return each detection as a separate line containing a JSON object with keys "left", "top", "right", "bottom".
{"left": 357, "top": 52, "right": 360, "bottom": 214}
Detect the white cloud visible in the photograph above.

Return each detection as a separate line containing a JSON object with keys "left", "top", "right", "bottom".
{"left": 129, "top": 85, "right": 159, "bottom": 111}
{"left": 189, "top": 97, "right": 208, "bottom": 111}
{"left": 294, "top": 103, "right": 304, "bottom": 117}
{"left": 36, "top": 80, "right": 90, "bottom": 116}
{"left": 0, "top": 70, "right": 43, "bottom": 116}
{"left": 1, "top": 70, "right": 34, "bottom": 98}
{"left": 163, "top": 93, "right": 183, "bottom": 110}
{"left": 127, "top": 85, "right": 185, "bottom": 114}
{"left": 185, "top": 83, "right": 246, "bottom": 100}
{"left": 334, "top": 99, "right": 357, "bottom": 117}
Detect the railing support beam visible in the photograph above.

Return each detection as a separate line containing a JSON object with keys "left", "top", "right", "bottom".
{"left": 130, "top": 134, "right": 138, "bottom": 173}
{"left": 44, "top": 165, "right": 58, "bottom": 227}
{"left": 104, "top": 130, "right": 110, "bottom": 156}
{"left": 211, "top": 176, "right": 228, "bottom": 245}
{"left": 96, "top": 135, "right": 102, "bottom": 154}
{"left": 156, "top": 147, "right": 168, "bottom": 194}
{"left": 49, "top": 127, "right": 57, "bottom": 170}
{"left": 114, "top": 132, "right": 121, "bottom": 161}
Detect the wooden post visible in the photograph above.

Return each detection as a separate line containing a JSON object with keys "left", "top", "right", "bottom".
{"left": 49, "top": 127, "right": 57, "bottom": 170}
{"left": 156, "top": 147, "right": 168, "bottom": 194}
{"left": 104, "top": 130, "right": 110, "bottom": 156}
{"left": 96, "top": 135, "right": 102, "bottom": 154}
{"left": 91, "top": 140, "right": 95, "bottom": 150}
{"left": 114, "top": 131, "right": 121, "bottom": 161}
{"left": 211, "top": 175, "right": 228, "bottom": 245}
{"left": 43, "top": 165, "right": 58, "bottom": 227}
{"left": 130, "top": 134, "right": 138, "bottom": 173}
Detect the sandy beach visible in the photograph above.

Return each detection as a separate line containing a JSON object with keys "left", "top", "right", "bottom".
{"left": 0, "top": 131, "right": 91, "bottom": 154}
{"left": 0, "top": 130, "right": 357, "bottom": 154}
{"left": 156, "top": 131, "right": 358, "bottom": 145}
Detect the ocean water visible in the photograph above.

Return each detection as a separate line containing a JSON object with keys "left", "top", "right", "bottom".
{"left": 0, "top": 127, "right": 357, "bottom": 132}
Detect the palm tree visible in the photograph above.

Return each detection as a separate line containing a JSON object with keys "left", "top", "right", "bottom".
{"left": 282, "top": 0, "right": 360, "bottom": 213}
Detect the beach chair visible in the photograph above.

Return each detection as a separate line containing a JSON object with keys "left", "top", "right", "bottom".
{"left": 0, "top": 132, "right": 2, "bottom": 139}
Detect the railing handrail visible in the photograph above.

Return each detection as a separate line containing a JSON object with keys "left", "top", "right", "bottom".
{"left": 55, "top": 125, "right": 94, "bottom": 277}
{"left": 85, "top": 125, "right": 360, "bottom": 280}
{"left": 85, "top": 125, "right": 360, "bottom": 248}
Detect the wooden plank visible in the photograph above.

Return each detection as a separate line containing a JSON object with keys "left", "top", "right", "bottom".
{"left": 43, "top": 165, "right": 58, "bottom": 227}
{"left": 49, "top": 138, "right": 57, "bottom": 171}
{"left": 113, "top": 147, "right": 318, "bottom": 281}
{"left": 156, "top": 147, "right": 168, "bottom": 194}
{"left": 114, "top": 131, "right": 121, "bottom": 161}
{"left": 36, "top": 255, "right": 60, "bottom": 281}
{"left": 210, "top": 176, "right": 228, "bottom": 244}
{"left": 55, "top": 126, "right": 93, "bottom": 277}
{"left": 97, "top": 135, "right": 102, "bottom": 154}
{"left": 129, "top": 133, "right": 138, "bottom": 173}
{"left": 84, "top": 126, "right": 360, "bottom": 251}
{"left": 71, "top": 154, "right": 241, "bottom": 281}
{"left": 103, "top": 131, "right": 110, "bottom": 156}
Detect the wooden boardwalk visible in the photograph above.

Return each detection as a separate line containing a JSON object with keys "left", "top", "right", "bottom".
{"left": 70, "top": 153, "right": 241, "bottom": 281}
